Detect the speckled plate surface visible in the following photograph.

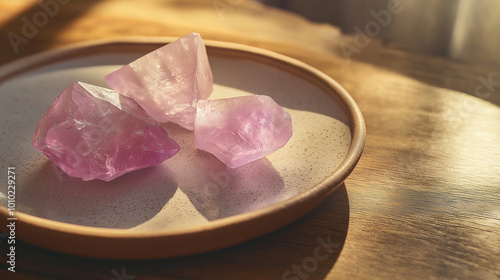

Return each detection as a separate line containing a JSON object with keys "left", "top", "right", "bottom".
{"left": 0, "top": 37, "right": 365, "bottom": 259}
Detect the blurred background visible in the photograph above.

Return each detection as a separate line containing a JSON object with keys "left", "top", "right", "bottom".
{"left": 1, "top": 0, "right": 499, "bottom": 68}
{"left": 259, "top": 0, "right": 500, "bottom": 68}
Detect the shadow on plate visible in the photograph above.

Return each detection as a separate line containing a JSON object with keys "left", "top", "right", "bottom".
{"left": 180, "top": 151, "right": 285, "bottom": 221}
{"left": 18, "top": 161, "right": 178, "bottom": 229}
{"left": 163, "top": 123, "right": 286, "bottom": 221}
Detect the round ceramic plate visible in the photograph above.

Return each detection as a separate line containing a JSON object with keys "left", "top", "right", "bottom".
{"left": 0, "top": 37, "right": 365, "bottom": 259}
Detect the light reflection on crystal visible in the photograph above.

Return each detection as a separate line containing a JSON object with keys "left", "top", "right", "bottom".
{"left": 32, "top": 81, "right": 180, "bottom": 181}
{"left": 195, "top": 95, "right": 293, "bottom": 168}
{"left": 105, "top": 33, "right": 213, "bottom": 130}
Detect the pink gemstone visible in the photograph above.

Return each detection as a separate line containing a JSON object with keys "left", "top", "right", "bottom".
{"left": 105, "top": 32, "right": 213, "bottom": 130}
{"left": 32, "top": 81, "right": 180, "bottom": 181}
{"left": 195, "top": 95, "right": 293, "bottom": 168}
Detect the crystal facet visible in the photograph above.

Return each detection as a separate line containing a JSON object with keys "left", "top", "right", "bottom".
{"left": 32, "top": 81, "right": 180, "bottom": 181}
{"left": 195, "top": 95, "right": 293, "bottom": 168}
{"left": 105, "top": 32, "right": 213, "bottom": 130}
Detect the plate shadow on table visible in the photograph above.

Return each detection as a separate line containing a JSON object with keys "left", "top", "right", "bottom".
{"left": 0, "top": 184, "right": 349, "bottom": 280}
{"left": 18, "top": 161, "right": 178, "bottom": 229}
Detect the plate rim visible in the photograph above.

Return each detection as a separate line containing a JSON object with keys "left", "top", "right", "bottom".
{"left": 0, "top": 36, "right": 365, "bottom": 258}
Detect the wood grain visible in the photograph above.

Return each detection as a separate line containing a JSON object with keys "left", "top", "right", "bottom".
{"left": 0, "top": 0, "right": 499, "bottom": 279}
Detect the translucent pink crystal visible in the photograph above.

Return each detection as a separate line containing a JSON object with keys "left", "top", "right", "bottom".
{"left": 195, "top": 95, "right": 293, "bottom": 168}
{"left": 32, "top": 81, "right": 180, "bottom": 182}
{"left": 104, "top": 32, "right": 213, "bottom": 130}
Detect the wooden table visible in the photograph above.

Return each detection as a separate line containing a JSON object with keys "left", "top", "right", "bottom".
{"left": 1, "top": 1, "right": 499, "bottom": 279}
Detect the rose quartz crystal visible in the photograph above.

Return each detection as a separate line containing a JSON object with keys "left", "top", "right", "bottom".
{"left": 32, "top": 81, "right": 180, "bottom": 181}
{"left": 195, "top": 95, "right": 293, "bottom": 168}
{"left": 105, "top": 32, "right": 213, "bottom": 130}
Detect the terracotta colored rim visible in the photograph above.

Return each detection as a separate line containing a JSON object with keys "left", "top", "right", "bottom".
{"left": 0, "top": 37, "right": 365, "bottom": 259}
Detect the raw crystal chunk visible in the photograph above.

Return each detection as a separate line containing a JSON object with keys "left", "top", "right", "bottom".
{"left": 32, "top": 81, "right": 180, "bottom": 182}
{"left": 105, "top": 32, "right": 213, "bottom": 130}
{"left": 195, "top": 95, "right": 293, "bottom": 168}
